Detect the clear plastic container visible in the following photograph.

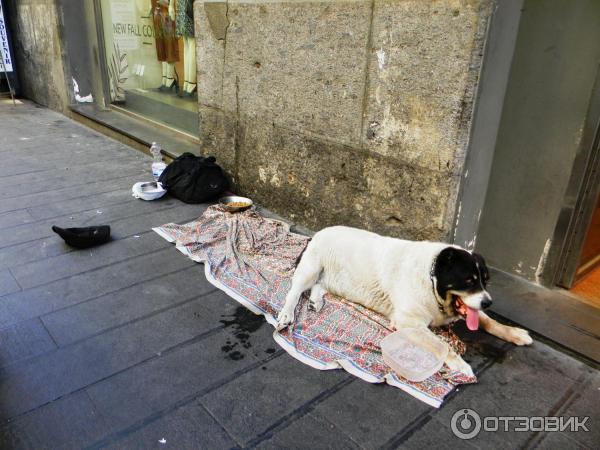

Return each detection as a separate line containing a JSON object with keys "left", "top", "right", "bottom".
{"left": 150, "top": 142, "right": 167, "bottom": 180}
{"left": 381, "top": 328, "right": 449, "bottom": 382}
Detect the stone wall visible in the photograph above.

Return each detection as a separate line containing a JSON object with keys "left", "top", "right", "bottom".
{"left": 195, "top": 0, "right": 494, "bottom": 240}
{"left": 5, "top": 0, "right": 70, "bottom": 113}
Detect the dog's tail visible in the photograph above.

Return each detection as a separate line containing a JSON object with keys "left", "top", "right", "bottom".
{"left": 294, "top": 238, "right": 311, "bottom": 267}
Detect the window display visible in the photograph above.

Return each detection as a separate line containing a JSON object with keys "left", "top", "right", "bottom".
{"left": 100, "top": 0, "right": 198, "bottom": 135}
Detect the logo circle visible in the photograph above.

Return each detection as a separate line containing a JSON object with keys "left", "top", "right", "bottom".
{"left": 451, "top": 408, "right": 481, "bottom": 440}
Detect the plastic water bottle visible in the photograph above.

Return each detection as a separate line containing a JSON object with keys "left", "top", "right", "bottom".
{"left": 150, "top": 142, "right": 167, "bottom": 180}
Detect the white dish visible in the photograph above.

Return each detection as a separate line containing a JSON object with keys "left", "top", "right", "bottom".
{"left": 132, "top": 181, "right": 167, "bottom": 201}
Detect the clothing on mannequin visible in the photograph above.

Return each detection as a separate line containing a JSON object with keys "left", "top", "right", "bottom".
{"left": 175, "top": 0, "right": 194, "bottom": 38}
{"left": 182, "top": 36, "right": 196, "bottom": 94}
{"left": 152, "top": 0, "right": 179, "bottom": 89}
{"left": 175, "top": 0, "right": 196, "bottom": 95}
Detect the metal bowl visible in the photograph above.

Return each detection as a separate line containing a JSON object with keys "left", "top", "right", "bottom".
{"left": 219, "top": 195, "right": 253, "bottom": 212}
{"left": 139, "top": 181, "right": 165, "bottom": 193}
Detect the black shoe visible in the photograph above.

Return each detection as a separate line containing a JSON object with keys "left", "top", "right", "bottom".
{"left": 52, "top": 225, "right": 111, "bottom": 249}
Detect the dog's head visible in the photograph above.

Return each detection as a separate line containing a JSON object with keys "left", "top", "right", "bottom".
{"left": 433, "top": 247, "right": 491, "bottom": 320}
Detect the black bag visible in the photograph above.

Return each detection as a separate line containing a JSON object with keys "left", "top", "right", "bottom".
{"left": 158, "top": 153, "right": 229, "bottom": 203}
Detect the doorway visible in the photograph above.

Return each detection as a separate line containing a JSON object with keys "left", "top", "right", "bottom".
{"left": 552, "top": 89, "right": 600, "bottom": 311}
{"left": 454, "top": 1, "right": 600, "bottom": 359}
{"left": 570, "top": 195, "right": 600, "bottom": 307}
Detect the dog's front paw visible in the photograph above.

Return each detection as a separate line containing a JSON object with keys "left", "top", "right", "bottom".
{"left": 509, "top": 327, "right": 533, "bottom": 346}
{"left": 276, "top": 309, "right": 295, "bottom": 331}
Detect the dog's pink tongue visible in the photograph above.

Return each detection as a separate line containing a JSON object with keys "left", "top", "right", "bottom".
{"left": 466, "top": 307, "right": 479, "bottom": 331}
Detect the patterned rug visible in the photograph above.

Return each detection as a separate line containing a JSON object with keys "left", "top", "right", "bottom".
{"left": 154, "top": 205, "right": 476, "bottom": 407}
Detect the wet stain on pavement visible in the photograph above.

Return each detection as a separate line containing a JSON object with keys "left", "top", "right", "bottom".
{"left": 228, "top": 351, "right": 244, "bottom": 361}
{"left": 468, "top": 341, "right": 509, "bottom": 363}
{"left": 451, "top": 321, "right": 510, "bottom": 366}
{"left": 219, "top": 306, "right": 265, "bottom": 360}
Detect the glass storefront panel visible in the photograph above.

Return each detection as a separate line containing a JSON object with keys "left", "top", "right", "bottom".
{"left": 99, "top": 0, "right": 197, "bottom": 136}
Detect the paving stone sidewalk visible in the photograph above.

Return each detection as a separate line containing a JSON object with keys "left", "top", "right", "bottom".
{"left": 0, "top": 101, "right": 597, "bottom": 449}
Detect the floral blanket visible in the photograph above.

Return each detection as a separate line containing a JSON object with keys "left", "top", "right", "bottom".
{"left": 154, "top": 205, "right": 476, "bottom": 407}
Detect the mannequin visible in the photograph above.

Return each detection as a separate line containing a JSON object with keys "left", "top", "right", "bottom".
{"left": 175, "top": 0, "right": 196, "bottom": 95}
{"left": 152, "top": 0, "right": 179, "bottom": 90}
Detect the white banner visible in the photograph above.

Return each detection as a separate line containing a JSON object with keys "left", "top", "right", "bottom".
{"left": 110, "top": 0, "right": 139, "bottom": 51}
{"left": 0, "top": 0, "right": 14, "bottom": 72}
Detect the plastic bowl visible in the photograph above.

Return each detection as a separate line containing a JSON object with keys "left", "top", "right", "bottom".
{"left": 381, "top": 328, "right": 449, "bottom": 382}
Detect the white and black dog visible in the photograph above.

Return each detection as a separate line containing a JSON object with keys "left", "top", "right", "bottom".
{"left": 276, "top": 226, "right": 532, "bottom": 377}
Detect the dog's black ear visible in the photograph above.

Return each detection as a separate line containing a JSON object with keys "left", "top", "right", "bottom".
{"left": 434, "top": 247, "right": 458, "bottom": 281}
{"left": 437, "top": 247, "right": 458, "bottom": 267}
{"left": 433, "top": 247, "right": 458, "bottom": 299}
{"left": 472, "top": 252, "right": 490, "bottom": 282}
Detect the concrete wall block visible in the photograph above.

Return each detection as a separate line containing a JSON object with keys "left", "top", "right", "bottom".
{"left": 234, "top": 119, "right": 453, "bottom": 240}
{"left": 8, "top": 0, "right": 70, "bottom": 113}
{"left": 198, "top": 105, "right": 237, "bottom": 171}
{"left": 219, "top": 0, "right": 372, "bottom": 147}
{"left": 195, "top": 0, "right": 227, "bottom": 108}
{"left": 363, "top": 0, "right": 492, "bottom": 172}
{"left": 195, "top": 0, "right": 493, "bottom": 240}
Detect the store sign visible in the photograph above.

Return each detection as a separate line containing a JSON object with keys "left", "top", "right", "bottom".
{"left": 110, "top": 0, "right": 140, "bottom": 51}
{"left": 0, "top": 0, "right": 14, "bottom": 72}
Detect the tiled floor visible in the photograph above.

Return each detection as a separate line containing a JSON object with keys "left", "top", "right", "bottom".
{"left": 571, "top": 265, "right": 600, "bottom": 309}
{"left": 0, "top": 101, "right": 597, "bottom": 449}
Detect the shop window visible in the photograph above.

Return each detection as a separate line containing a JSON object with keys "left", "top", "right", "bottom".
{"left": 100, "top": 0, "right": 197, "bottom": 136}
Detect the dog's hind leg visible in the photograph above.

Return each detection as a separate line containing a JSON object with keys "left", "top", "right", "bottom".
{"left": 277, "top": 248, "right": 322, "bottom": 330}
{"left": 479, "top": 311, "right": 533, "bottom": 345}
{"left": 308, "top": 284, "right": 327, "bottom": 312}
{"left": 445, "top": 350, "right": 475, "bottom": 377}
